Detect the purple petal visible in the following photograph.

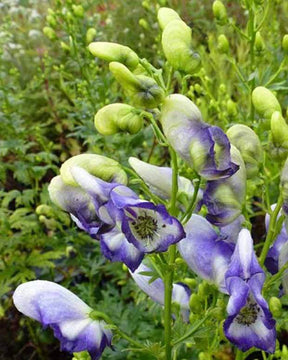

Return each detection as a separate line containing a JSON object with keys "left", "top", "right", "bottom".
{"left": 13, "top": 281, "right": 112, "bottom": 360}
{"left": 219, "top": 215, "right": 245, "bottom": 244}
{"left": 224, "top": 230, "right": 276, "bottom": 353}
{"left": 100, "top": 227, "right": 144, "bottom": 271}
{"left": 160, "top": 94, "right": 238, "bottom": 180}
{"left": 203, "top": 146, "right": 246, "bottom": 227}
{"left": 178, "top": 215, "right": 233, "bottom": 292}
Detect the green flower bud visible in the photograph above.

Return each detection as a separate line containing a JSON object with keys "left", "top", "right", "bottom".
{"left": 109, "top": 62, "right": 165, "bottom": 108}
{"left": 270, "top": 111, "right": 288, "bottom": 160}
{"left": 157, "top": 7, "right": 181, "bottom": 30}
{"left": 269, "top": 297, "right": 282, "bottom": 317}
{"left": 72, "top": 4, "right": 84, "bottom": 17}
{"left": 217, "top": 34, "right": 229, "bottom": 54}
{"left": 189, "top": 293, "right": 203, "bottom": 313}
{"left": 162, "top": 20, "right": 201, "bottom": 74}
{"left": 227, "top": 124, "right": 263, "bottom": 179}
{"left": 39, "top": 215, "right": 58, "bottom": 230}
{"left": 282, "top": 345, "right": 288, "bottom": 358}
{"left": 86, "top": 28, "right": 97, "bottom": 45}
{"left": 226, "top": 99, "right": 237, "bottom": 117}
{"left": 252, "top": 86, "right": 281, "bottom": 119}
{"left": 60, "top": 154, "right": 127, "bottom": 186}
{"left": 139, "top": 18, "right": 149, "bottom": 30}
{"left": 282, "top": 34, "right": 288, "bottom": 54}
{"left": 43, "top": 26, "right": 56, "bottom": 40}
{"left": 60, "top": 41, "right": 70, "bottom": 52}
{"left": 94, "top": 103, "right": 143, "bottom": 135}
{"left": 142, "top": 1, "right": 150, "bottom": 10}
{"left": 88, "top": 42, "right": 139, "bottom": 70}
{"left": 212, "top": 0, "right": 227, "bottom": 25}
{"left": 183, "top": 278, "right": 198, "bottom": 289}
{"left": 197, "top": 281, "right": 211, "bottom": 298}
{"left": 36, "top": 204, "right": 54, "bottom": 217}
{"left": 255, "top": 31, "right": 265, "bottom": 53}
{"left": 46, "top": 14, "right": 57, "bottom": 28}
{"left": 66, "top": 245, "right": 77, "bottom": 258}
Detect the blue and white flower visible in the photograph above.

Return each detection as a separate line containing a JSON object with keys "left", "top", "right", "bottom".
{"left": 130, "top": 263, "right": 190, "bottom": 321}
{"left": 13, "top": 281, "right": 112, "bottom": 360}
{"left": 224, "top": 229, "right": 276, "bottom": 353}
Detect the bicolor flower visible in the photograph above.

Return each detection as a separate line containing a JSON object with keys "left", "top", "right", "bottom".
{"left": 108, "top": 185, "right": 186, "bottom": 253}
{"left": 160, "top": 94, "right": 239, "bottom": 180}
{"left": 13, "top": 281, "right": 112, "bottom": 360}
{"left": 202, "top": 146, "right": 246, "bottom": 227}
{"left": 128, "top": 157, "right": 202, "bottom": 203}
{"left": 265, "top": 204, "right": 288, "bottom": 274}
{"left": 177, "top": 214, "right": 234, "bottom": 293}
{"left": 49, "top": 165, "right": 185, "bottom": 271}
{"left": 224, "top": 229, "right": 276, "bottom": 353}
{"left": 130, "top": 263, "right": 190, "bottom": 321}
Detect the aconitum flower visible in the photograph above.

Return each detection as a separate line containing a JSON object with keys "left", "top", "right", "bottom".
{"left": 128, "top": 157, "right": 201, "bottom": 202}
{"left": 224, "top": 229, "right": 276, "bottom": 353}
{"left": 13, "top": 281, "right": 112, "bottom": 360}
{"left": 178, "top": 214, "right": 234, "bottom": 293}
{"left": 130, "top": 263, "right": 190, "bottom": 321}
{"left": 49, "top": 162, "right": 185, "bottom": 271}
{"left": 202, "top": 146, "right": 246, "bottom": 227}
{"left": 160, "top": 94, "right": 239, "bottom": 180}
{"left": 265, "top": 204, "right": 288, "bottom": 274}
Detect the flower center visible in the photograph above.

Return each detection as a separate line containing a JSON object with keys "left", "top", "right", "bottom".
{"left": 131, "top": 213, "right": 158, "bottom": 240}
{"left": 235, "top": 301, "right": 260, "bottom": 326}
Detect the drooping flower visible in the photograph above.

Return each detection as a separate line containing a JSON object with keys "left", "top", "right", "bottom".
{"left": 177, "top": 214, "right": 234, "bottom": 293}
{"left": 202, "top": 145, "right": 246, "bottom": 227}
{"left": 265, "top": 204, "right": 288, "bottom": 274}
{"left": 108, "top": 185, "right": 186, "bottom": 253}
{"left": 130, "top": 263, "right": 190, "bottom": 321}
{"left": 160, "top": 94, "right": 239, "bottom": 180}
{"left": 128, "top": 157, "right": 201, "bottom": 202}
{"left": 13, "top": 281, "right": 112, "bottom": 360}
{"left": 49, "top": 160, "right": 185, "bottom": 271}
{"left": 224, "top": 229, "right": 276, "bottom": 353}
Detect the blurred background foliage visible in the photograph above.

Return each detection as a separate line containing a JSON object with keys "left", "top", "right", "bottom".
{"left": 1, "top": 0, "right": 288, "bottom": 359}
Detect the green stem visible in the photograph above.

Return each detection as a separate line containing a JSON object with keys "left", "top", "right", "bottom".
{"left": 235, "top": 349, "right": 244, "bottom": 360}
{"left": 264, "top": 56, "right": 287, "bottom": 87}
{"left": 163, "top": 148, "right": 179, "bottom": 360}
{"left": 264, "top": 261, "right": 288, "bottom": 292}
{"left": 171, "top": 312, "right": 211, "bottom": 346}
{"left": 142, "top": 111, "right": 168, "bottom": 146}
{"left": 116, "top": 328, "right": 146, "bottom": 349}
{"left": 181, "top": 176, "right": 201, "bottom": 224}
{"left": 256, "top": 0, "right": 271, "bottom": 32}
{"left": 248, "top": 3, "right": 256, "bottom": 122}
{"left": 259, "top": 195, "right": 283, "bottom": 266}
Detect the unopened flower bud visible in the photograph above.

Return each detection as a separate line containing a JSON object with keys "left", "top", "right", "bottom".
{"left": 212, "top": 0, "right": 227, "bottom": 25}
{"left": 227, "top": 124, "right": 262, "bottom": 179}
{"left": 157, "top": 7, "right": 181, "bottom": 30}
{"left": 60, "top": 41, "right": 70, "bottom": 52}
{"left": 66, "top": 245, "right": 77, "bottom": 258}
{"left": 109, "top": 62, "right": 165, "bottom": 108}
{"left": 94, "top": 103, "right": 143, "bottom": 135}
{"left": 161, "top": 19, "right": 201, "bottom": 74}
{"left": 282, "top": 34, "right": 288, "bottom": 54}
{"left": 139, "top": 18, "right": 149, "bottom": 30}
{"left": 60, "top": 154, "right": 127, "bottom": 186}
{"left": 255, "top": 31, "right": 265, "bottom": 53}
{"left": 86, "top": 28, "right": 97, "bottom": 44}
{"left": 36, "top": 204, "right": 54, "bottom": 217}
{"left": 189, "top": 293, "right": 202, "bottom": 313}
{"left": 88, "top": 42, "right": 139, "bottom": 70}
{"left": 72, "top": 4, "right": 84, "bottom": 17}
{"left": 270, "top": 111, "right": 288, "bottom": 160}
{"left": 269, "top": 297, "right": 282, "bottom": 317}
{"left": 39, "top": 215, "right": 58, "bottom": 230}
{"left": 142, "top": 1, "right": 150, "bottom": 10}
{"left": 226, "top": 99, "right": 237, "bottom": 117}
{"left": 252, "top": 86, "right": 281, "bottom": 119}
{"left": 183, "top": 278, "right": 198, "bottom": 289}
{"left": 46, "top": 14, "right": 57, "bottom": 28}
{"left": 43, "top": 26, "right": 56, "bottom": 40}
{"left": 217, "top": 34, "right": 229, "bottom": 54}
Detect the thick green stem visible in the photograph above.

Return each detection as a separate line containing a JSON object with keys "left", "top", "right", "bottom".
{"left": 181, "top": 176, "right": 201, "bottom": 224}
{"left": 163, "top": 148, "right": 178, "bottom": 360}
{"left": 259, "top": 195, "right": 283, "bottom": 266}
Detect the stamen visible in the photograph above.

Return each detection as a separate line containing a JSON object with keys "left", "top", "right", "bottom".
{"left": 131, "top": 211, "right": 158, "bottom": 241}
{"left": 235, "top": 300, "right": 260, "bottom": 326}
